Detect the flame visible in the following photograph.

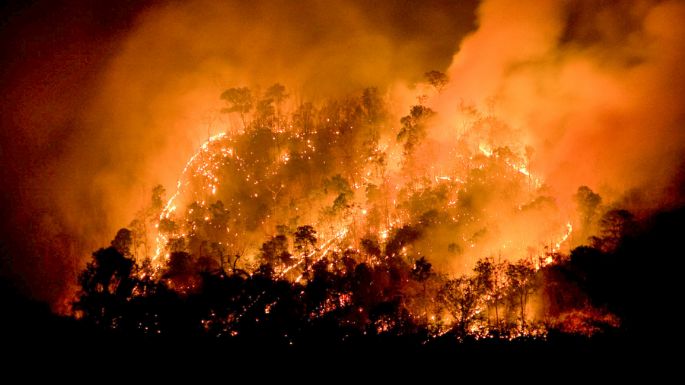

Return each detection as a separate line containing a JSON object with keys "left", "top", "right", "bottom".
{"left": 153, "top": 132, "right": 232, "bottom": 265}
{"left": 140, "top": 120, "right": 589, "bottom": 339}
{"left": 478, "top": 142, "right": 541, "bottom": 188}
{"left": 554, "top": 222, "right": 573, "bottom": 252}
{"left": 147, "top": 103, "right": 573, "bottom": 286}
{"left": 478, "top": 143, "right": 493, "bottom": 157}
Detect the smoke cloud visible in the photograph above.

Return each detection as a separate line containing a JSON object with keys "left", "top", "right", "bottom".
{"left": 391, "top": 0, "right": 685, "bottom": 274}
{"left": 2, "top": 0, "right": 684, "bottom": 309}
{"left": 429, "top": 0, "right": 685, "bottom": 211}
{"left": 0, "top": 0, "right": 477, "bottom": 308}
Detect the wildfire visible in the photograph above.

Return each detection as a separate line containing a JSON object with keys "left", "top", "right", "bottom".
{"left": 153, "top": 132, "right": 232, "bottom": 265}
{"left": 478, "top": 142, "right": 541, "bottom": 188}
{"left": 91, "top": 85, "right": 618, "bottom": 343}
{"left": 148, "top": 122, "right": 574, "bottom": 280}
{"left": 8, "top": 0, "right": 666, "bottom": 345}
{"left": 554, "top": 222, "right": 573, "bottom": 252}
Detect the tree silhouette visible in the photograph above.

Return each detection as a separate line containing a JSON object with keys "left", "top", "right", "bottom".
{"left": 294, "top": 225, "right": 317, "bottom": 254}
{"left": 411, "top": 257, "right": 432, "bottom": 283}
{"left": 111, "top": 228, "right": 133, "bottom": 257}
{"left": 294, "top": 225, "right": 317, "bottom": 280}
{"left": 64, "top": 79, "right": 645, "bottom": 345}
{"left": 424, "top": 70, "right": 448, "bottom": 92}
{"left": 361, "top": 87, "right": 385, "bottom": 124}
{"left": 591, "top": 209, "right": 636, "bottom": 252}
{"left": 255, "top": 97, "right": 276, "bottom": 128}
{"left": 162, "top": 251, "right": 199, "bottom": 292}
{"left": 293, "top": 102, "right": 315, "bottom": 137}
{"left": 151, "top": 184, "right": 166, "bottom": 211}
{"left": 74, "top": 242, "right": 137, "bottom": 328}
{"left": 397, "top": 105, "right": 434, "bottom": 158}
{"left": 265, "top": 83, "right": 288, "bottom": 126}
{"left": 81, "top": 246, "right": 135, "bottom": 296}
{"left": 439, "top": 276, "right": 481, "bottom": 338}
{"left": 574, "top": 186, "right": 602, "bottom": 241}
{"left": 506, "top": 259, "right": 537, "bottom": 332}
{"left": 129, "top": 185, "right": 166, "bottom": 259}
{"left": 385, "top": 225, "right": 421, "bottom": 258}
{"left": 260, "top": 234, "right": 291, "bottom": 270}
{"left": 411, "top": 256, "right": 433, "bottom": 323}
{"left": 474, "top": 257, "right": 506, "bottom": 332}
{"left": 360, "top": 237, "right": 381, "bottom": 262}
{"left": 221, "top": 87, "right": 253, "bottom": 129}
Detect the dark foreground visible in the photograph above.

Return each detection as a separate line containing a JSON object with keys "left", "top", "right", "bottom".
{"left": 0, "top": 278, "right": 649, "bottom": 363}
{"left": 3, "top": 205, "right": 682, "bottom": 370}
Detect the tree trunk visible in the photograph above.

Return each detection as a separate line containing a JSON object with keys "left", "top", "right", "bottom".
{"left": 423, "top": 281, "right": 428, "bottom": 325}
{"left": 494, "top": 298, "right": 499, "bottom": 332}
{"left": 520, "top": 294, "right": 526, "bottom": 331}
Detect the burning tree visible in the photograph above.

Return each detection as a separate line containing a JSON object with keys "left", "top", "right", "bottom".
{"left": 505, "top": 258, "right": 538, "bottom": 332}
{"left": 439, "top": 276, "right": 482, "bottom": 338}
{"left": 221, "top": 87, "right": 254, "bottom": 130}
{"left": 68, "top": 78, "right": 631, "bottom": 345}
{"left": 473, "top": 257, "right": 507, "bottom": 332}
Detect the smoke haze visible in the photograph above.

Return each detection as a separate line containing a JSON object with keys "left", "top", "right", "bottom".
{"left": 1, "top": 0, "right": 683, "bottom": 310}
{"left": 0, "top": 0, "right": 477, "bottom": 307}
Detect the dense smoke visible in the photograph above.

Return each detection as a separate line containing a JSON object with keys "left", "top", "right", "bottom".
{"left": 1, "top": 0, "right": 684, "bottom": 311}
{"left": 0, "top": 0, "right": 477, "bottom": 308}
{"left": 389, "top": 0, "right": 685, "bottom": 275}
{"left": 431, "top": 0, "right": 685, "bottom": 210}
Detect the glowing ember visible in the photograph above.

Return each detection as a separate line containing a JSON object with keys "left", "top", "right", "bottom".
{"left": 11, "top": 0, "right": 675, "bottom": 346}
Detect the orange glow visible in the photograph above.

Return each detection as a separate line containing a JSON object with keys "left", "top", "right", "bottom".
{"left": 2, "top": 0, "right": 682, "bottom": 331}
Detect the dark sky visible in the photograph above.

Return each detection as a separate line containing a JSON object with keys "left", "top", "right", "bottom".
{"left": 0, "top": 0, "right": 478, "bottom": 306}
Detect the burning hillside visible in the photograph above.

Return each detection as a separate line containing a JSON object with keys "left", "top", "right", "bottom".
{"left": 1, "top": 0, "right": 684, "bottom": 348}
{"left": 144, "top": 84, "right": 573, "bottom": 278}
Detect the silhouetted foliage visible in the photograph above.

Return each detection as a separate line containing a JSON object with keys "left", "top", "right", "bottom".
{"left": 424, "top": 70, "right": 448, "bottom": 92}
{"left": 75, "top": 244, "right": 137, "bottom": 328}
{"left": 574, "top": 185, "right": 602, "bottom": 240}
{"left": 591, "top": 209, "right": 637, "bottom": 252}
{"left": 506, "top": 259, "right": 538, "bottom": 331}
{"left": 439, "top": 276, "right": 481, "bottom": 338}
{"left": 385, "top": 225, "right": 422, "bottom": 258}
{"left": 411, "top": 256, "right": 432, "bottom": 283}
{"left": 397, "top": 105, "right": 434, "bottom": 158}
{"left": 294, "top": 225, "right": 317, "bottom": 253}
{"left": 260, "top": 234, "right": 291, "bottom": 268}
{"left": 221, "top": 87, "right": 253, "bottom": 128}
{"left": 66, "top": 80, "right": 676, "bottom": 349}
{"left": 360, "top": 237, "right": 381, "bottom": 260}
{"left": 111, "top": 228, "right": 133, "bottom": 257}
{"left": 70, "top": 205, "right": 675, "bottom": 347}
{"left": 474, "top": 257, "right": 506, "bottom": 331}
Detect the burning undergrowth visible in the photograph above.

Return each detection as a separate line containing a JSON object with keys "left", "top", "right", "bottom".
{"left": 72, "top": 81, "right": 635, "bottom": 343}
{"left": 2, "top": 0, "right": 683, "bottom": 347}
